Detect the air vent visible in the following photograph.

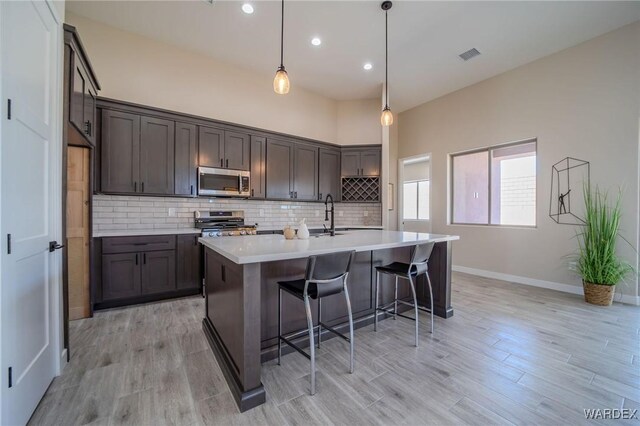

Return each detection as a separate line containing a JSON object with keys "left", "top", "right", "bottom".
{"left": 459, "top": 48, "right": 481, "bottom": 61}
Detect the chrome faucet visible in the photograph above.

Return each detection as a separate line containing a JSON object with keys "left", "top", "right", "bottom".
{"left": 324, "top": 194, "right": 335, "bottom": 236}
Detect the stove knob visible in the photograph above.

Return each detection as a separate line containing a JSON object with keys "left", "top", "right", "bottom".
{"left": 216, "top": 231, "right": 223, "bottom": 237}
{"left": 240, "top": 230, "right": 246, "bottom": 235}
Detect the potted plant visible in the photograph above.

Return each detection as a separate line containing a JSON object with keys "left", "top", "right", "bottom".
{"left": 574, "top": 186, "right": 634, "bottom": 306}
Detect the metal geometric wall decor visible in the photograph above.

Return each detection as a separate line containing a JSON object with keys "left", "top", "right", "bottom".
{"left": 549, "top": 157, "right": 590, "bottom": 225}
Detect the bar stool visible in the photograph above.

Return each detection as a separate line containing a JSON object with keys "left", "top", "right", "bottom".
{"left": 277, "top": 251, "right": 356, "bottom": 395}
{"left": 374, "top": 243, "right": 435, "bottom": 347}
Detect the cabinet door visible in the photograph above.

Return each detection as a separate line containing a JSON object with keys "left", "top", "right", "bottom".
{"left": 250, "top": 136, "right": 266, "bottom": 199}
{"left": 341, "top": 151, "right": 361, "bottom": 176}
{"left": 102, "top": 253, "right": 141, "bottom": 301}
{"left": 69, "top": 60, "right": 85, "bottom": 136}
{"left": 224, "top": 131, "right": 250, "bottom": 171}
{"left": 198, "top": 126, "right": 224, "bottom": 168}
{"left": 83, "top": 83, "right": 97, "bottom": 145}
{"left": 293, "top": 144, "right": 318, "bottom": 201}
{"left": 139, "top": 116, "right": 175, "bottom": 195}
{"left": 101, "top": 110, "right": 140, "bottom": 193}
{"left": 318, "top": 148, "right": 341, "bottom": 201}
{"left": 177, "top": 235, "right": 201, "bottom": 290}
{"left": 141, "top": 250, "right": 176, "bottom": 295}
{"left": 266, "top": 139, "right": 294, "bottom": 199}
{"left": 174, "top": 122, "right": 197, "bottom": 196}
{"left": 360, "top": 149, "right": 381, "bottom": 176}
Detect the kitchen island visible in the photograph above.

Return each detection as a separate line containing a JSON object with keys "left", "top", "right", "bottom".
{"left": 199, "top": 230, "right": 459, "bottom": 411}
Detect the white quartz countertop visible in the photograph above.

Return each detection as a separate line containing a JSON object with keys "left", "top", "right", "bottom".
{"left": 94, "top": 228, "right": 201, "bottom": 238}
{"left": 199, "top": 230, "right": 459, "bottom": 264}
{"left": 256, "top": 225, "right": 384, "bottom": 232}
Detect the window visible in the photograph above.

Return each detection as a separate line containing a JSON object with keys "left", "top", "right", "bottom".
{"left": 403, "top": 180, "right": 430, "bottom": 220}
{"left": 451, "top": 140, "right": 536, "bottom": 226}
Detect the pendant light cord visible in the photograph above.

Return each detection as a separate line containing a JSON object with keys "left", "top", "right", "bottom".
{"left": 385, "top": 9, "right": 389, "bottom": 108}
{"left": 280, "top": 0, "right": 285, "bottom": 68}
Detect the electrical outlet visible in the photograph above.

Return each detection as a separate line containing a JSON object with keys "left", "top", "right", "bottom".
{"left": 259, "top": 209, "right": 265, "bottom": 217}
{"left": 315, "top": 210, "right": 319, "bottom": 217}
{"left": 168, "top": 208, "right": 177, "bottom": 217}
{"left": 364, "top": 211, "right": 369, "bottom": 217}
{"left": 339, "top": 211, "right": 344, "bottom": 217}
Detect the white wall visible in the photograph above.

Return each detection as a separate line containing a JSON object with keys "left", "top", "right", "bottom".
{"left": 336, "top": 98, "right": 382, "bottom": 146}
{"left": 65, "top": 13, "right": 339, "bottom": 144}
{"left": 398, "top": 22, "right": 640, "bottom": 300}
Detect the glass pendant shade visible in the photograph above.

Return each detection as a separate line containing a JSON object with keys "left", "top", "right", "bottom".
{"left": 381, "top": 106, "right": 393, "bottom": 126}
{"left": 273, "top": 67, "right": 290, "bottom": 94}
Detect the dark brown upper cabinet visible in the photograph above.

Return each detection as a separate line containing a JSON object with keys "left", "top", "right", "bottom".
{"left": 174, "top": 122, "right": 198, "bottom": 197}
{"left": 224, "top": 131, "right": 250, "bottom": 171}
{"left": 198, "top": 126, "right": 249, "bottom": 171}
{"left": 250, "top": 136, "right": 266, "bottom": 199}
{"left": 176, "top": 234, "right": 201, "bottom": 291}
{"left": 101, "top": 110, "right": 140, "bottom": 194}
{"left": 360, "top": 149, "right": 381, "bottom": 176}
{"left": 64, "top": 24, "right": 100, "bottom": 147}
{"left": 318, "top": 148, "right": 341, "bottom": 201}
{"left": 139, "top": 117, "right": 175, "bottom": 195}
{"left": 101, "top": 111, "right": 174, "bottom": 195}
{"left": 266, "top": 139, "right": 319, "bottom": 201}
{"left": 198, "top": 126, "right": 224, "bottom": 168}
{"left": 293, "top": 144, "right": 319, "bottom": 201}
{"left": 341, "top": 147, "right": 381, "bottom": 177}
{"left": 266, "top": 139, "right": 294, "bottom": 199}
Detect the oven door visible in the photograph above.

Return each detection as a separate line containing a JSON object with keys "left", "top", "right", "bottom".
{"left": 198, "top": 167, "right": 250, "bottom": 197}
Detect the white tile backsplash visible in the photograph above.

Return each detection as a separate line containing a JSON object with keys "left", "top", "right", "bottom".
{"left": 93, "top": 195, "right": 382, "bottom": 233}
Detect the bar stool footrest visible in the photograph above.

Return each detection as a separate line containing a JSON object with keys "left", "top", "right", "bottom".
{"left": 376, "top": 306, "right": 417, "bottom": 322}
{"left": 279, "top": 336, "right": 311, "bottom": 360}
{"left": 318, "top": 321, "right": 351, "bottom": 343}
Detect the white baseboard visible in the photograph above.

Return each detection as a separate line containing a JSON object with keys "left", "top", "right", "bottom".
{"left": 452, "top": 265, "right": 640, "bottom": 306}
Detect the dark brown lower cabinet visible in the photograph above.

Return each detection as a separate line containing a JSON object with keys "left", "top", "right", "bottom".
{"left": 176, "top": 234, "right": 202, "bottom": 290}
{"left": 101, "top": 252, "right": 141, "bottom": 301}
{"left": 95, "top": 234, "right": 200, "bottom": 309}
{"left": 141, "top": 250, "right": 176, "bottom": 294}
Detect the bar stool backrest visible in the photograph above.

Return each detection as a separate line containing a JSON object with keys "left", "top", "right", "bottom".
{"left": 409, "top": 242, "right": 435, "bottom": 276}
{"left": 305, "top": 251, "right": 355, "bottom": 298}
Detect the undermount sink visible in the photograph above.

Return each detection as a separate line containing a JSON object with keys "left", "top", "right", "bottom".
{"left": 313, "top": 232, "right": 345, "bottom": 237}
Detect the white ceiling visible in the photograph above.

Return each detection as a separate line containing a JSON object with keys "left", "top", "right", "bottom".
{"left": 67, "top": 0, "right": 640, "bottom": 112}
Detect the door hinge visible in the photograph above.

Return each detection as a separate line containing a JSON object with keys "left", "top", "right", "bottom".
{"left": 7, "top": 234, "right": 11, "bottom": 254}
{"left": 7, "top": 99, "right": 11, "bottom": 120}
{"left": 8, "top": 367, "right": 12, "bottom": 388}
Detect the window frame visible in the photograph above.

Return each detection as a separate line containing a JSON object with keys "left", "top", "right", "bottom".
{"left": 402, "top": 179, "right": 430, "bottom": 221}
{"left": 449, "top": 138, "right": 537, "bottom": 228}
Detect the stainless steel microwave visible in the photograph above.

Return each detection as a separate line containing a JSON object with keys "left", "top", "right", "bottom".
{"left": 198, "top": 167, "right": 250, "bottom": 197}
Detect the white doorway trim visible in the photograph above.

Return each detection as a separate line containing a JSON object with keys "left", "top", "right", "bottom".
{"left": 398, "top": 153, "right": 431, "bottom": 232}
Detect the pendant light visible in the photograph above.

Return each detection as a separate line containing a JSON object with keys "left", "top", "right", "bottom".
{"left": 380, "top": 1, "right": 393, "bottom": 126}
{"left": 273, "top": 0, "right": 290, "bottom": 94}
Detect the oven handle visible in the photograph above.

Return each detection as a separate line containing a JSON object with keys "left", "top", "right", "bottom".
{"left": 238, "top": 174, "right": 242, "bottom": 194}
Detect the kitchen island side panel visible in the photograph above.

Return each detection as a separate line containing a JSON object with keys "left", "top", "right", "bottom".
{"left": 203, "top": 247, "right": 265, "bottom": 412}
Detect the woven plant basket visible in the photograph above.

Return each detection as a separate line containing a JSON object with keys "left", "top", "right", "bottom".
{"left": 583, "top": 281, "right": 614, "bottom": 306}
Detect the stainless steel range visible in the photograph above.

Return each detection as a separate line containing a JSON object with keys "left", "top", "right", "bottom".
{"left": 195, "top": 210, "right": 257, "bottom": 237}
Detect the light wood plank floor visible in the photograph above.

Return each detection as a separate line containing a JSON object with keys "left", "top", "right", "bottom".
{"left": 29, "top": 272, "right": 640, "bottom": 425}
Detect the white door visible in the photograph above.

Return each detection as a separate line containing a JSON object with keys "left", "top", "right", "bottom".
{"left": 1, "top": 1, "right": 61, "bottom": 424}
{"left": 399, "top": 155, "right": 432, "bottom": 233}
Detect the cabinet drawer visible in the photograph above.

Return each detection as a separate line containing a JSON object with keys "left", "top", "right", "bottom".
{"left": 102, "top": 235, "right": 176, "bottom": 254}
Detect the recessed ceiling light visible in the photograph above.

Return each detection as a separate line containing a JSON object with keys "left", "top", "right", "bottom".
{"left": 363, "top": 63, "right": 373, "bottom": 70}
{"left": 311, "top": 37, "right": 322, "bottom": 46}
{"left": 241, "top": 3, "right": 254, "bottom": 14}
